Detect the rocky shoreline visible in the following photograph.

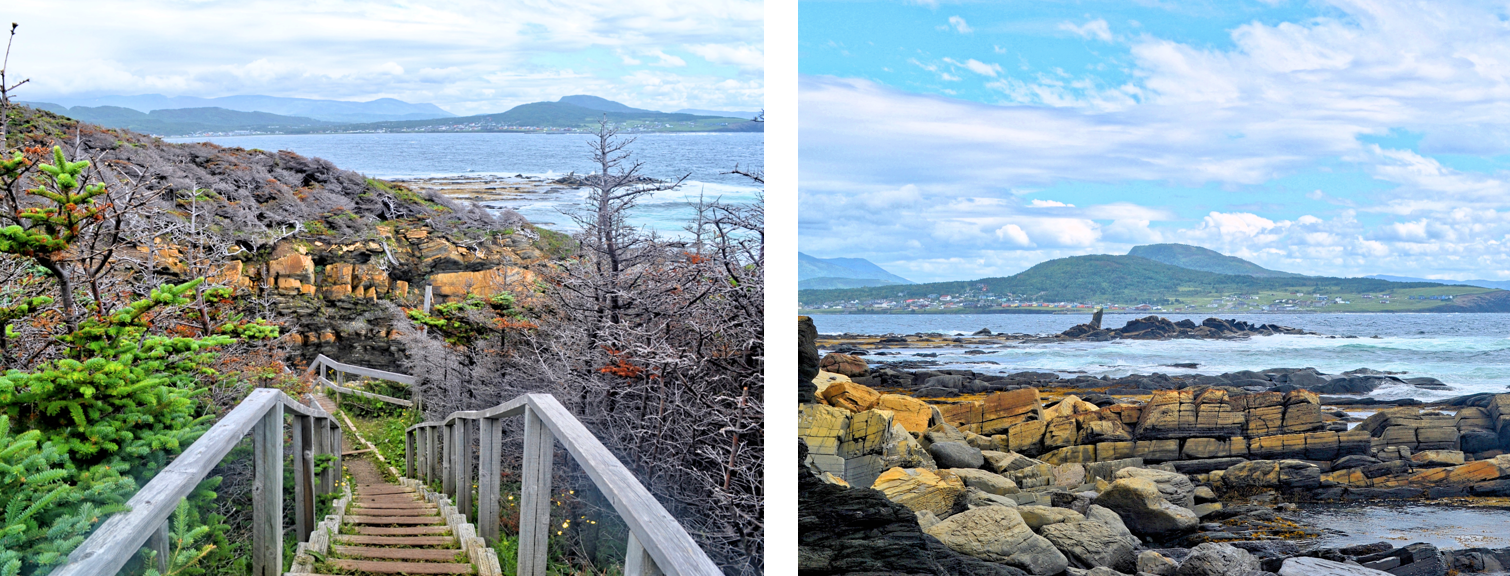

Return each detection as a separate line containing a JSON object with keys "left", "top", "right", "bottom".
{"left": 798, "top": 316, "right": 1510, "bottom": 576}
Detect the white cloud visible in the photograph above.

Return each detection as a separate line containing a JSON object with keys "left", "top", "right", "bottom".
{"left": 8, "top": 0, "right": 762, "bottom": 113}
{"left": 963, "top": 59, "right": 1001, "bottom": 77}
{"left": 801, "top": 0, "right": 1510, "bottom": 281}
{"left": 1028, "top": 199, "right": 1074, "bottom": 207}
{"left": 686, "top": 43, "right": 763, "bottom": 71}
{"left": 948, "top": 16, "right": 973, "bottom": 34}
{"left": 1058, "top": 19, "right": 1113, "bottom": 42}
{"left": 996, "top": 224, "right": 1032, "bottom": 246}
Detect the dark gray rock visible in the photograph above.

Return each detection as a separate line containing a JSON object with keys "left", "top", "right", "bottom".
{"left": 1175, "top": 542, "right": 1262, "bottom": 576}
{"left": 929, "top": 441, "right": 985, "bottom": 469}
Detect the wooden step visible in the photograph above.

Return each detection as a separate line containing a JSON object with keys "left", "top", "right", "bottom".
{"left": 356, "top": 525, "right": 451, "bottom": 535}
{"left": 350, "top": 501, "right": 434, "bottom": 507}
{"left": 348, "top": 515, "right": 443, "bottom": 525}
{"left": 354, "top": 492, "right": 425, "bottom": 501}
{"left": 335, "top": 534, "right": 455, "bottom": 546}
{"left": 333, "top": 545, "right": 465, "bottom": 562}
{"left": 357, "top": 486, "right": 414, "bottom": 496}
{"left": 325, "top": 559, "right": 474, "bottom": 574}
{"left": 349, "top": 507, "right": 436, "bottom": 516}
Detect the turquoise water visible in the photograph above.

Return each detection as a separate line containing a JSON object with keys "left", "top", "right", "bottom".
{"left": 810, "top": 313, "right": 1510, "bottom": 401}
{"left": 166, "top": 132, "right": 764, "bottom": 234}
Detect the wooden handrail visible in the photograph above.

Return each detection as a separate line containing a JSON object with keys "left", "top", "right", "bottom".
{"left": 49, "top": 388, "right": 344, "bottom": 576}
{"left": 309, "top": 354, "right": 416, "bottom": 407}
{"left": 408, "top": 394, "right": 722, "bottom": 576}
{"left": 309, "top": 353, "right": 416, "bottom": 385}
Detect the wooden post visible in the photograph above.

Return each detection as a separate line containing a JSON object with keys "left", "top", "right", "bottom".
{"left": 422, "top": 286, "right": 432, "bottom": 335}
{"left": 428, "top": 426, "right": 441, "bottom": 483}
{"left": 478, "top": 417, "right": 502, "bottom": 544}
{"left": 417, "top": 427, "right": 429, "bottom": 482}
{"left": 293, "top": 414, "right": 315, "bottom": 542}
{"left": 624, "top": 531, "right": 663, "bottom": 576}
{"left": 457, "top": 419, "right": 475, "bottom": 520}
{"left": 520, "top": 405, "right": 555, "bottom": 576}
{"left": 147, "top": 520, "right": 170, "bottom": 573}
{"left": 251, "top": 403, "right": 283, "bottom": 576}
{"left": 405, "top": 428, "right": 414, "bottom": 478}
{"left": 314, "top": 417, "right": 332, "bottom": 495}
{"left": 442, "top": 421, "right": 455, "bottom": 496}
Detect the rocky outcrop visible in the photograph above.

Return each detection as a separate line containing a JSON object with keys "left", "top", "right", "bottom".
{"left": 939, "top": 388, "right": 1045, "bottom": 436}
{"left": 800, "top": 404, "right": 936, "bottom": 488}
{"left": 1361, "top": 408, "right": 1461, "bottom": 452}
{"left": 798, "top": 442, "right": 1027, "bottom": 576}
{"left": 1059, "top": 316, "right": 1309, "bottom": 341}
{"left": 799, "top": 316, "right": 820, "bottom": 404}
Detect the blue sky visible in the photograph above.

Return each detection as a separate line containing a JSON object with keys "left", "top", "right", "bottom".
{"left": 7, "top": 0, "right": 762, "bottom": 115}
{"left": 799, "top": 0, "right": 1510, "bottom": 283}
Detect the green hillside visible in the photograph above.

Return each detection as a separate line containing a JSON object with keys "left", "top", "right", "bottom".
{"left": 1128, "top": 243, "right": 1301, "bottom": 277}
{"left": 798, "top": 254, "right": 1505, "bottom": 311}
{"left": 21, "top": 103, "right": 331, "bottom": 135}
{"left": 291, "top": 101, "right": 761, "bottom": 133}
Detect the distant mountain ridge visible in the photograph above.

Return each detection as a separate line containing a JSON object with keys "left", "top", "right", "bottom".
{"left": 676, "top": 108, "right": 761, "bottom": 119}
{"left": 799, "top": 245, "right": 1510, "bottom": 312}
{"left": 1366, "top": 274, "right": 1510, "bottom": 291}
{"left": 28, "top": 94, "right": 454, "bottom": 123}
{"left": 19, "top": 103, "right": 331, "bottom": 135}
{"left": 1128, "top": 243, "right": 1301, "bottom": 277}
{"left": 798, "top": 252, "right": 912, "bottom": 290}
{"left": 295, "top": 99, "right": 763, "bottom": 134}
{"left": 558, "top": 95, "right": 654, "bottom": 114}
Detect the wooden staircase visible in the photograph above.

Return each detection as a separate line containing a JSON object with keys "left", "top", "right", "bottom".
{"left": 318, "top": 478, "right": 475, "bottom": 574}
{"left": 288, "top": 393, "right": 500, "bottom": 576}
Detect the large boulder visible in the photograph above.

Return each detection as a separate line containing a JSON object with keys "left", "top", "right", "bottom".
{"left": 1138, "top": 550, "right": 1179, "bottom": 576}
{"left": 1277, "top": 557, "right": 1391, "bottom": 575}
{"left": 875, "top": 394, "right": 934, "bottom": 433}
{"left": 821, "top": 380, "right": 883, "bottom": 413}
{"left": 1016, "top": 505, "right": 1084, "bottom": 530}
{"left": 949, "top": 468, "right": 1020, "bottom": 496}
{"left": 1086, "top": 504, "right": 1135, "bottom": 540}
{"left": 924, "top": 506, "right": 1070, "bottom": 575}
{"left": 930, "top": 441, "right": 985, "bottom": 469}
{"left": 820, "top": 352, "right": 869, "bottom": 377}
{"left": 872, "top": 467, "right": 966, "bottom": 517}
{"left": 1092, "top": 477, "right": 1198, "bottom": 537}
{"left": 1114, "top": 467, "right": 1195, "bottom": 508}
{"left": 1039, "top": 520, "right": 1139, "bottom": 572}
{"left": 1175, "top": 542, "right": 1262, "bottom": 576}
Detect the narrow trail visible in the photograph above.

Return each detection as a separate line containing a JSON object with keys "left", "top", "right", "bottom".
{"left": 290, "top": 393, "right": 492, "bottom": 575}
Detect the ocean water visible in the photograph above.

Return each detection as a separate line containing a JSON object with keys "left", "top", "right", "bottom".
{"left": 809, "top": 313, "right": 1510, "bottom": 401}
{"left": 165, "top": 132, "right": 764, "bottom": 233}
{"left": 1292, "top": 504, "right": 1510, "bottom": 551}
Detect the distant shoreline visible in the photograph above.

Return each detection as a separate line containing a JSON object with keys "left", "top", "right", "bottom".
{"left": 798, "top": 308, "right": 1510, "bottom": 315}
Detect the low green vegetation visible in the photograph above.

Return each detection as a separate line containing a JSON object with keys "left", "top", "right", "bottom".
{"left": 0, "top": 147, "right": 281, "bottom": 575}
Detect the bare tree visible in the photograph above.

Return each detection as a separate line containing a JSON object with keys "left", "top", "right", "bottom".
{"left": 401, "top": 120, "right": 764, "bottom": 574}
